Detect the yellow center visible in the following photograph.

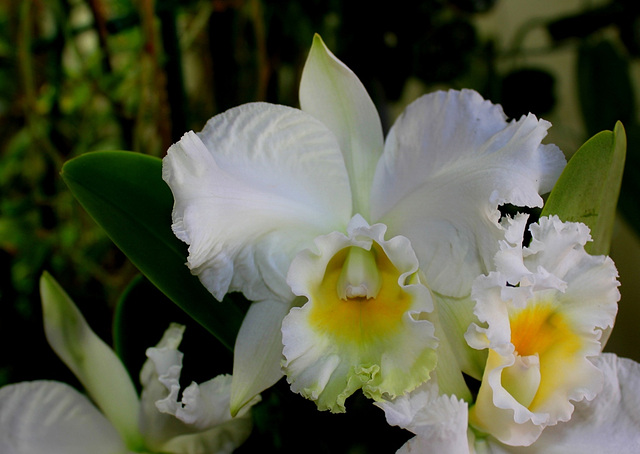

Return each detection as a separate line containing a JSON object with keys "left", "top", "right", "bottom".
{"left": 308, "top": 245, "right": 412, "bottom": 345}
{"left": 507, "top": 301, "right": 583, "bottom": 410}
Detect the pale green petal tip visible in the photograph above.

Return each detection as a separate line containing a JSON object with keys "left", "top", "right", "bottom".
{"left": 40, "top": 271, "right": 67, "bottom": 318}
{"left": 40, "top": 271, "right": 86, "bottom": 363}
{"left": 310, "top": 33, "right": 329, "bottom": 55}
{"left": 305, "top": 34, "right": 338, "bottom": 78}
{"left": 312, "top": 33, "right": 324, "bottom": 47}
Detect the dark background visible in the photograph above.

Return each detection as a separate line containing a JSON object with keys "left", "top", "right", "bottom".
{"left": 1, "top": 0, "right": 639, "bottom": 452}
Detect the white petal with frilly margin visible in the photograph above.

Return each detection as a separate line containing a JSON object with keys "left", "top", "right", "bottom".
{"left": 139, "top": 323, "right": 258, "bottom": 454}
{"left": 163, "top": 102, "right": 352, "bottom": 303}
{"left": 377, "top": 379, "right": 472, "bottom": 454}
{"left": 282, "top": 215, "right": 438, "bottom": 412}
{"left": 371, "top": 90, "right": 566, "bottom": 298}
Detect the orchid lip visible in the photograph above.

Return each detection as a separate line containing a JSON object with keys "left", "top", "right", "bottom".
{"left": 282, "top": 217, "right": 438, "bottom": 411}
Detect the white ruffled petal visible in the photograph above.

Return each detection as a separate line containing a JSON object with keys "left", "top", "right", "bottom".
{"left": 377, "top": 379, "right": 472, "bottom": 454}
{"left": 493, "top": 214, "right": 533, "bottom": 286}
{"left": 299, "top": 34, "right": 384, "bottom": 217}
{"left": 534, "top": 353, "right": 640, "bottom": 453}
{"left": 524, "top": 216, "right": 619, "bottom": 337}
{"left": 484, "top": 354, "right": 640, "bottom": 454}
{"left": 163, "top": 102, "right": 352, "bottom": 302}
{"left": 158, "top": 375, "right": 258, "bottom": 454}
{"left": 371, "top": 89, "right": 566, "bottom": 297}
{"left": 0, "top": 381, "right": 128, "bottom": 454}
{"left": 138, "top": 323, "right": 188, "bottom": 448}
{"left": 139, "top": 324, "right": 258, "bottom": 453}
{"left": 524, "top": 216, "right": 592, "bottom": 277}
{"left": 282, "top": 215, "right": 438, "bottom": 412}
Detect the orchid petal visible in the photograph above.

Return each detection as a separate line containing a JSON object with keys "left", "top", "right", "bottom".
{"left": 299, "top": 34, "right": 384, "bottom": 217}
{"left": 524, "top": 216, "right": 620, "bottom": 335}
{"left": 371, "top": 89, "right": 566, "bottom": 297}
{"left": 434, "top": 292, "right": 488, "bottom": 382}
{"left": 39, "top": 272, "right": 144, "bottom": 450}
{"left": 230, "top": 298, "right": 292, "bottom": 415}
{"left": 377, "top": 379, "right": 472, "bottom": 454}
{"left": 158, "top": 376, "right": 257, "bottom": 454}
{"left": 429, "top": 297, "right": 476, "bottom": 400}
{"left": 139, "top": 323, "right": 258, "bottom": 453}
{"left": 495, "top": 353, "right": 640, "bottom": 454}
{"left": 138, "top": 323, "right": 189, "bottom": 448}
{"left": 0, "top": 381, "right": 128, "bottom": 454}
{"left": 163, "top": 102, "right": 351, "bottom": 303}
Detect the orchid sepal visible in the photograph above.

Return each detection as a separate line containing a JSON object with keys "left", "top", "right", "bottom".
{"left": 40, "top": 272, "right": 145, "bottom": 451}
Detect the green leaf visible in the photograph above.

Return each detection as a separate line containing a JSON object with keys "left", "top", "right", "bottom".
{"left": 541, "top": 122, "right": 626, "bottom": 255}
{"left": 61, "top": 151, "right": 244, "bottom": 351}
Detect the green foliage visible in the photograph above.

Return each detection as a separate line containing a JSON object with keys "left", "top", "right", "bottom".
{"left": 61, "top": 151, "right": 244, "bottom": 350}
{"left": 542, "top": 122, "right": 626, "bottom": 255}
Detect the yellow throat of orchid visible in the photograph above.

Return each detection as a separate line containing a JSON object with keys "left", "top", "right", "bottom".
{"left": 505, "top": 301, "right": 583, "bottom": 410}
{"left": 308, "top": 245, "right": 413, "bottom": 345}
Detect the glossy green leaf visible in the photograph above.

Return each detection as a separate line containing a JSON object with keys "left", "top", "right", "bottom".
{"left": 61, "top": 151, "right": 244, "bottom": 350}
{"left": 542, "top": 122, "right": 626, "bottom": 255}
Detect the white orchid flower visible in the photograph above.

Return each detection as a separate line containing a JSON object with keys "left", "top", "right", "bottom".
{"left": 0, "top": 272, "right": 257, "bottom": 454}
{"left": 466, "top": 215, "right": 620, "bottom": 446}
{"left": 162, "top": 34, "right": 565, "bottom": 414}
{"left": 378, "top": 216, "right": 640, "bottom": 452}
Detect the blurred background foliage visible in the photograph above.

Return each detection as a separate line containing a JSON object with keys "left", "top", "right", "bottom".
{"left": 1, "top": 0, "right": 639, "bottom": 452}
